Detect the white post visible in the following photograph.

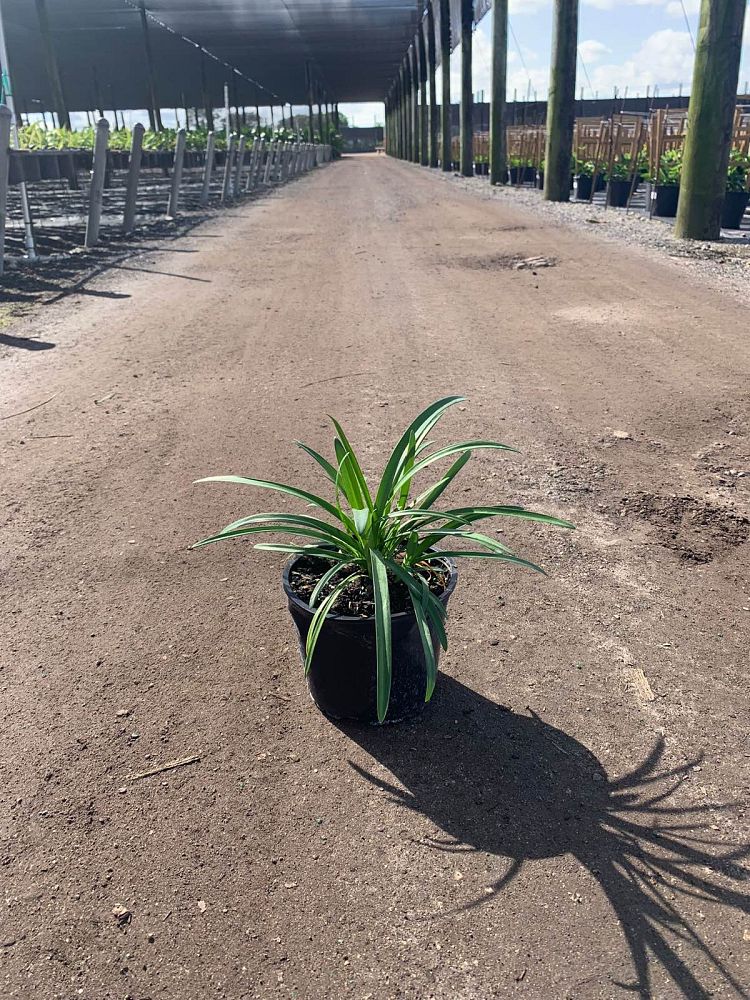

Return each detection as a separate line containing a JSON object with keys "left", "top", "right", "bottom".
{"left": 122, "top": 122, "right": 144, "bottom": 233}
{"left": 263, "top": 140, "right": 277, "bottom": 184}
{"left": 244, "top": 138, "right": 259, "bottom": 191}
{"left": 232, "top": 133, "right": 247, "bottom": 197}
{"left": 84, "top": 117, "right": 110, "bottom": 248}
{"left": 200, "top": 130, "right": 216, "bottom": 205}
{"left": 0, "top": 104, "right": 11, "bottom": 276}
{"left": 167, "top": 127, "right": 186, "bottom": 218}
{"left": 221, "top": 133, "right": 236, "bottom": 202}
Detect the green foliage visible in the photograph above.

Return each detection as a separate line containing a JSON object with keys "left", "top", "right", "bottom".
{"left": 193, "top": 397, "right": 574, "bottom": 722}
{"left": 655, "top": 148, "right": 682, "bottom": 186}
{"left": 606, "top": 152, "right": 647, "bottom": 182}
{"left": 573, "top": 156, "right": 595, "bottom": 178}
{"left": 726, "top": 149, "right": 750, "bottom": 193}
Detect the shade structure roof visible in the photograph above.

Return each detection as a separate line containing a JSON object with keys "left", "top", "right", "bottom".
{"left": 2, "top": 0, "right": 432, "bottom": 114}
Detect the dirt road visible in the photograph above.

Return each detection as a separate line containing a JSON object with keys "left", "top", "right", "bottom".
{"left": 1, "top": 154, "right": 748, "bottom": 999}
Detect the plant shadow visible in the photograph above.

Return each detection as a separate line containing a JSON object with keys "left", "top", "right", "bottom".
{"left": 339, "top": 675, "right": 750, "bottom": 999}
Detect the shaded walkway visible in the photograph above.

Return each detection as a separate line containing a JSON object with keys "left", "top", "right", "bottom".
{"left": 1, "top": 154, "right": 748, "bottom": 999}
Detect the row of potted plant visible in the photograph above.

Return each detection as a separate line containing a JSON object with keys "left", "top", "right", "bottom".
{"left": 17, "top": 122, "right": 341, "bottom": 155}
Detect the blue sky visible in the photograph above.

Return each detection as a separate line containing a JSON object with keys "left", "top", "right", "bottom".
{"left": 339, "top": 0, "right": 750, "bottom": 127}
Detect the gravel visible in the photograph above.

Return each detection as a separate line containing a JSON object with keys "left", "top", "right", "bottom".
{"left": 425, "top": 166, "right": 750, "bottom": 305}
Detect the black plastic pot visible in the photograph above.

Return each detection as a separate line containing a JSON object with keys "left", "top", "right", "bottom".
{"left": 474, "top": 162, "right": 488, "bottom": 176}
{"left": 721, "top": 190, "right": 749, "bottom": 229}
{"left": 574, "top": 174, "right": 592, "bottom": 200}
{"left": 607, "top": 178, "right": 631, "bottom": 207}
{"left": 595, "top": 173, "right": 606, "bottom": 192}
{"left": 653, "top": 184, "right": 680, "bottom": 218}
{"left": 283, "top": 556, "right": 458, "bottom": 725}
{"left": 535, "top": 170, "right": 544, "bottom": 190}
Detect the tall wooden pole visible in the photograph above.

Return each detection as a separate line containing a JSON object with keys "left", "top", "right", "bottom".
{"left": 316, "top": 90, "right": 324, "bottom": 144}
{"left": 399, "top": 67, "right": 407, "bottom": 158}
{"left": 306, "top": 62, "right": 315, "bottom": 140}
{"left": 417, "top": 28, "right": 429, "bottom": 166}
{"left": 34, "top": 0, "right": 70, "bottom": 129}
{"left": 200, "top": 53, "right": 213, "bottom": 131}
{"left": 543, "top": 0, "right": 578, "bottom": 201}
{"left": 139, "top": 1, "right": 163, "bottom": 131}
{"left": 459, "top": 0, "right": 473, "bottom": 177}
{"left": 426, "top": 1, "right": 438, "bottom": 168}
{"left": 439, "top": 0, "right": 451, "bottom": 170}
{"left": 408, "top": 46, "right": 419, "bottom": 163}
{"left": 675, "top": 0, "right": 745, "bottom": 240}
{"left": 489, "top": 0, "right": 508, "bottom": 185}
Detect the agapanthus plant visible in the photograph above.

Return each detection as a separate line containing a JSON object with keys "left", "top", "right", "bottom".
{"left": 193, "top": 397, "right": 574, "bottom": 721}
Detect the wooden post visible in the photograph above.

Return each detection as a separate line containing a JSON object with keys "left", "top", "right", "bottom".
{"left": 84, "top": 117, "right": 110, "bottom": 247}
{"left": 675, "top": 0, "right": 746, "bottom": 240}
{"left": 408, "top": 46, "right": 419, "bottom": 163}
{"left": 426, "top": 2, "right": 439, "bottom": 168}
{"left": 200, "top": 130, "right": 216, "bottom": 203}
{"left": 417, "top": 28, "right": 429, "bottom": 166}
{"left": 167, "top": 127, "right": 186, "bottom": 218}
{"left": 232, "top": 133, "right": 247, "bottom": 196}
{"left": 490, "top": 0, "right": 508, "bottom": 185}
{"left": 201, "top": 52, "right": 213, "bottom": 132}
{"left": 398, "top": 66, "right": 406, "bottom": 159}
{"left": 0, "top": 104, "right": 11, "bottom": 276}
{"left": 438, "top": 0, "right": 452, "bottom": 170}
{"left": 543, "top": 0, "right": 578, "bottom": 202}
{"left": 306, "top": 62, "right": 315, "bottom": 140}
{"left": 222, "top": 133, "right": 236, "bottom": 201}
{"left": 459, "top": 0, "right": 473, "bottom": 176}
{"left": 263, "top": 139, "right": 277, "bottom": 183}
{"left": 34, "top": 0, "right": 70, "bottom": 129}
{"left": 122, "top": 122, "right": 144, "bottom": 232}
{"left": 139, "top": 2, "right": 163, "bottom": 131}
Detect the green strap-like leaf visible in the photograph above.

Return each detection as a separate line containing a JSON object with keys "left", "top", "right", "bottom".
{"left": 218, "top": 512, "right": 363, "bottom": 555}
{"left": 391, "top": 441, "right": 518, "bottom": 496}
{"left": 411, "top": 529, "right": 514, "bottom": 562}
{"left": 309, "top": 561, "right": 347, "bottom": 607}
{"left": 295, "top": 442, "right": 339, "bottom": 484}
{"left": 374, "top": 396, "right": 465, "bottom": 519}
{"left": 412, "top": 451, "right": 471, "bottom": 510}
{"left": 370, "top": 550, "right": 392, "bottom": 723}
{"left": 195, "top": 476, "right": 354, "bottom": 531}
{"left": 191, "top": 523, "right": 353, "bottom": 552}
{"left": 330, "top": 417, "right": 373, "bottom": 510}
{"left": 305, "top": 572, "right": 360, "bottom": 674}
{"left": 427, "top": 550, "right": 546, "bottom": 574}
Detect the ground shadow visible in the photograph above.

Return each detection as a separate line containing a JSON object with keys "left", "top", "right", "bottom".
{"left": 341, "top": 676, "right": 750, "bottom": 999}
{"left": 0, "top": 333, "right": 55, "bottom": 351}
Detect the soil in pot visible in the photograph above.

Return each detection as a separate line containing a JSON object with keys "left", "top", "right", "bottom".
{"left": 283, "top": 555, "right": 458, "bottom": 725}
{"left": 574, "top": 175, "right": 593, "bottom": 200}
{"left": 607, "top": 178, "right": 631, "bottom": 208}
{"left": 721, "top": 190, "right": 749, "bottom": 229}
{"left": 654, "top": 184, "right": 680, "bottom": 218}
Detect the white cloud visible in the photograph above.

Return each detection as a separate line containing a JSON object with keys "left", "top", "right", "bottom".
{"left": 589, "top": 28, "right": 694, "bottom": 94}
{"left": 578, "top": 39, "right": 611, "bottom": 63}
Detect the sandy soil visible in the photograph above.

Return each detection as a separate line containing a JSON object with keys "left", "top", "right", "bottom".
{"left": 1, "top": 154, "right": 749, "bottom": 1000}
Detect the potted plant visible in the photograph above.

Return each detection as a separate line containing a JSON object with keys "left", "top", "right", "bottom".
{"left": 474, "top": 154, "right": 489, "bottom": 176}
{"left": 573, "top": 157, "right": 595, "bottom": 200}
{"left": 193, "top": 397, "right": 573, "bottom": 724}
{"left": 722, "top": 150, "right": 750, "bottom": 230}
{"left": 536, "top": 159, "right": 545, "bottom": 190}
{"left": 652, "top": 149, "right": 681, "bottom": 217}
{"left": 606, "top": 157, "right": 636, "bottom": 208}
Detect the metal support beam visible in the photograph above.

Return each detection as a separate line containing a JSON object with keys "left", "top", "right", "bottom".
{"left": 675, "top": 0, "right": 746, "bottom": 240}
{"left": 306, "top": 62, "right": 315, "bottom": 141}
{"left": 417, "top": 28, "right": 429, "bottom": 167}
{"left": 543, "top": 0, "right": 578, "bottom": 202}
{"left": 34, "top": 0, "right": 70, "bottom": 129}
{"left": 490, "top": 0, "right": 508, "bottom": 185}
{"left": 200, "top": 52, "right": 213, "bottom": 131}
{"left": 439, "top": 0, "right": 451, "bottom": 171}
{"left": 122, "top": 122, "right": 144, "bottom": 232}
{"left": 426, "top": 2, "right": 439, "bottom": 168}
{"left": 84, "top": 117, "right": 110, "bottom": 248}
{"left": 139, "top": 2, "right": 163, "bottom": 131}
{"left": 200, "top": 130, "right": 215, "bottom": 204}
{"left": 460, "top": 0, "right": 473, "bottom": 177}
{"left": 409, "top": 46, "right": 419, "bottom": 164}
